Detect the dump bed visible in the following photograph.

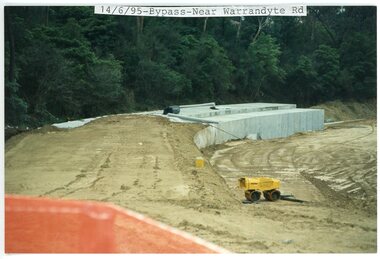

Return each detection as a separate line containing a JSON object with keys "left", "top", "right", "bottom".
{"left": 239, "top": 177, "right": 280, "bottom": 191}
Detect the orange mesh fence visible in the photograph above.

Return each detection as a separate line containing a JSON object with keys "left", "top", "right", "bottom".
{"left": 5, "top": 195, "right": 228, "bottom": 253}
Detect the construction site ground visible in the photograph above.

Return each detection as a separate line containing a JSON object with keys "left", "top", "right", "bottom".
{"left": 5, "top": 106, "right": 377, "bottom": 253}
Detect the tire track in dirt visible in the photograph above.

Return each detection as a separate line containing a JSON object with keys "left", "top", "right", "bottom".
{"left": 5, "top": 115, "right": 376, "bottom": 253}
{"left": 210, "top": 120, "right": 376, "bottom": 212}
{"left": 40, "top": 150, "right": 113, "bottom": 197}
{"left": 292, "top": 122, "right": 377, "bottom": 213}
{"left": 204, "top": 120, "right": 376, "bottom": 252}
{"left": 56, "top": 151, "right": 114, "bottom": 198}
{"left": 211, "top": 140, "right": 321, "bottom": 202}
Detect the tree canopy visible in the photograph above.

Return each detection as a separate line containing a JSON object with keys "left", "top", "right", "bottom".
{"left": 4, "top": 6, "right": 376, "bottom": 127}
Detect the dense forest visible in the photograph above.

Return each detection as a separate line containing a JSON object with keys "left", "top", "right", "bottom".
{"left": 4, "top": 6, "right": 377, "bottom": 127}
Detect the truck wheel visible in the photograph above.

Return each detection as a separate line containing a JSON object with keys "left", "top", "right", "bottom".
{"left": 263, "top": 191, "right": 270, "bottom": 201}
{"left": 245, "top": 191, "right": 252, "bottom": 201}
{"left": 250, "top": 191, "right": 261, "bottom": 202}
{"left": 269, "top": 190, "right": 281, "bottom": 201}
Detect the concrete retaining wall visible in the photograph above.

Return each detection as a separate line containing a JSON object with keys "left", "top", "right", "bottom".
{"left": 180, "top": 103, "right": 296, "bottom": 119}
{"left": 194, "top": 109, "right": 324, "bottom": 149}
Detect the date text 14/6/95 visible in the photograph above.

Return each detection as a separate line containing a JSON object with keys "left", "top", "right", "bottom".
{"left": 94, "top": 6, "right": 307, "bottom": 17}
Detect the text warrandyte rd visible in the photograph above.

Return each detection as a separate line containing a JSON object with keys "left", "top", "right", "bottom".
{"left": 94, "top": 6, "right": 307, "bottom": 17}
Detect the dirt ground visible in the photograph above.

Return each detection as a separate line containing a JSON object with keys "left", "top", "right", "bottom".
{"left": 5, "top": 114, "right": 377, "bottom": 253}
{"left": 312, "top": 99, "right": 376, "bottom": 122}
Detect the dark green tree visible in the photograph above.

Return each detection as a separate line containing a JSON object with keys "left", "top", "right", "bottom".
{"left": 245, "top": 34, "right": 285, "bottom": 101}
{"left": 134, "top": 59, "right": 191, "bottom": 109}
{"left": 3, "top": 6, "right": 377, "bottom": 128}
{"left": 180, "top": 35, "right": 235, "bottom": 103}
{"left": 313, "top": 44, "right": 340, "bottom": 100}
{"left": 287, "top": 55, "right": 319, "bottom": 106}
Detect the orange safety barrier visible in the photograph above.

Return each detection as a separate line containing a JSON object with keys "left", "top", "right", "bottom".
{"left": 5, "top": 195, "right": 229, "bottom": 253}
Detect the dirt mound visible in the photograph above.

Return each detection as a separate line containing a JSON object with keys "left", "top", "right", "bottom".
{"left": 5, "top": 115, "right": 377, "bottom": 252}
{"left": 311, "top": 99, "right": 376, "bottom": 122}
{"left": 5, "top": 125, "right": 67, "bottom": 153}
{"left": 5, "top": 115, "right": 236, "bottom": 207}
{"left": 5, "top": 127, "right": 27, "bottom": 141}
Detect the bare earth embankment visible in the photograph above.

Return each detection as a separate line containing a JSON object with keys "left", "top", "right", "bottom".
{"left": 5, "top": 101, "right": 377, "bottom": 253}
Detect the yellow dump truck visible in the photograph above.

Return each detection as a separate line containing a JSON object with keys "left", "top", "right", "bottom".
{"left": 239, "top": 177, "right": 281, "bottom": 202}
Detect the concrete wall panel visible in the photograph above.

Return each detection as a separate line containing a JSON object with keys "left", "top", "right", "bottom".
{"left": 194, "top": 109, "right": 324, "bottom": 149}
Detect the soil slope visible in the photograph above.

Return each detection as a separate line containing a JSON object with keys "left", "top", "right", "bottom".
{"left": 5, "top": 115, "right": 377, "bottom": 253}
